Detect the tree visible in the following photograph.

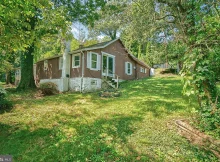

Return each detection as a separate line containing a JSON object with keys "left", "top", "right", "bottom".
{"left": 88, "top": 1, "right": 128, "bottom": 40}
{"left": 1, "top": 0, "right": 106, "bottom": 90}
{"left": 122, "top": 0, "right": 219, "bottom": 130}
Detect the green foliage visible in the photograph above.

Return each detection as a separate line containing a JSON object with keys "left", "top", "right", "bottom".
{"left": 1, "top": 0, "right": 107, "bottom": 90}
{"left": 0, "top": 86, "right": 12, "bottom": 110}
{"left": 160, "top": 68, "right": 177, "bottom": 74}
{"left": 117, "top": 0, "right": 220, "bottom": 134}
{"left": 0, "top": 60, "right": 13, "bottom": 73}
{"left": 71, "top": 38, "right": 80, "bottom": 51}
{"left": 178, "top": 1, "right": 220, "bottom": 133}
{"left": 39, "top": 82, "right": 59, "bottom": 96}
{"left": 0, "top": 86, "right": 6, "bottom": 100}
{"left": 199, "top": 104, "right": 220, "bottom": 137}
{"left": 88, "top": 1, "right": 127, "bottom": 40}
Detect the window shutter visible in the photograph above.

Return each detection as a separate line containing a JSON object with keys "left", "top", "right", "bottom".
{"left": 59, "top": 58, "right": 61, "bottom": 69}
{"left": 59, "top": 57, "right": 63, "bottom": 69}
{"left": 130, "top": 63, "right": 133, "bottom": 75}
{"left": 87, "top": 52, "right": 91, "bottom": 69}
{"left": 97, "top": 54, "right": 101, "bottom": 70}
{"left": 125, "top": 62, "right": 128, "bottom": 74}
{"left": 72, "top": 55, "right": 74, "bottom": 67}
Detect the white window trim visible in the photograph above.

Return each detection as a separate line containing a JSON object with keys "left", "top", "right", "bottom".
{"left": 140, "top": 67, "right": 147, "bottom": 73}
{"left": 101, "top": 51, "right": 115, "bottom": 58}
{"left": 59, "top": 57, "right": 63, "bottom": 70}
{"left": 89, "top": 52, "right": 99, "bottom": 71}
{"left": 101, "top": 51, "right": 115, "bottom": 77}
{"left": 72, "top": 53, "right": 81, "bottom": 68}
{"left": 125, "top": 62, "right": 132, "bottom": 75}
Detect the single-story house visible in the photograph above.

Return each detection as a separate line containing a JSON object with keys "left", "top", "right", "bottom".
{"left": 35, "top": 38, "right": 151, "bottom": 92}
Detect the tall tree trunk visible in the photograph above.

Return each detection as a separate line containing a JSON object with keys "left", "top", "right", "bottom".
{"left": 5, "top": 72, "right": 11, "bottom": 84}
{"left": 138, "top": 44, "right": 141, "bottom": 59}
{"left": 17, "top": 44, "right": 36, "bottom": 90}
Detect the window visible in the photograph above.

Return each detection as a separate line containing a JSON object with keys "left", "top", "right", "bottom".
{"left": 72, "top": 54, "right": 80, "bottom": 68}
{"left": 87, "top": 52, "right": 100, "bottom": 70}
{"left": 91, "top": 80, "right": 97, "bottom": 86}
{"left": 125, "top": 62, "right": 132, "bottom": 75}
{"left": 140, "top": 67, "right": 144, "bottom": 73}
{"left": 91, "top": 53, "right": 97, "bottom": 69}
{"left": 44, "top": 60, "right": 48, "bottom": 71}
{"left": 59, "top": 57, "right": 63, "bottom": 70}
{"left": 140, "top": 67, "right": 146, "bottom": 73}
{"left": 101, "top": 52, "right": 115, "bottom": 77}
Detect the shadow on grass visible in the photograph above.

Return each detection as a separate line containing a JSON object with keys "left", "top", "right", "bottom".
{"left": 132, "top": 99, "right": 190, "bottom": 118}
{"left": 0, "top": 114, "right": 154, "bottom": 161}
{"left": 0, "top": 107, "right": 13, "bottom": 115}
{"left": 0, "top": 113, "right": 217, "bottom": 161}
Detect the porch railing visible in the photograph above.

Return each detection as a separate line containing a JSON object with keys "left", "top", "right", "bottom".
{"left": 103, "top": 69, "right": 119, "bottom": 89}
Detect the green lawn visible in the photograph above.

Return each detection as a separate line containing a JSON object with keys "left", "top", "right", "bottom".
{"left": 0, "top": 76, "right": 218, "bottom": 161}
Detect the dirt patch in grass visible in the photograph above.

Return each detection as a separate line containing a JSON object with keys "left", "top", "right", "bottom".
{"left": 176, "top": 119, "right": 220, "bottom": 159}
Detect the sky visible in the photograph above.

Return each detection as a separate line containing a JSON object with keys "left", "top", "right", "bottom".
{"left": 71, "top": 22, "right": 107, "bottom": 43}
{"left": 71, "top": 22, "right": 88, "bottom": 42}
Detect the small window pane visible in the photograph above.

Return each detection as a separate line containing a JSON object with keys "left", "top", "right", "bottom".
{"left": 91, "top": 53, "right": 97, "bottom": 69}
{"left": 127, "top": 62, "right": 132, "bottom": 75}
{"left": 73, "top": 54, "right": 80, "bottom": 67}
{"left": 128, "top": 68, "right": 131, "bottom": 74}
{"left": 103, "top": 55, "right": 107, "bottom": 73}
{"left": 92, "top": 61, "right": 97, "bottom": 69}
{"left": 75, "top": 56, "right": 80, "bottom": 61}
{"left": 75, "top": 60, "right": 80, "bottom": 66}
{"left": 92, "top": 53, "right": 97, "bottom": 61}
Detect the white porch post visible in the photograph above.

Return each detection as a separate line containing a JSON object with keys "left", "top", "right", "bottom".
{"left": 61, "top": 40, "right": 71, "bottom": 92}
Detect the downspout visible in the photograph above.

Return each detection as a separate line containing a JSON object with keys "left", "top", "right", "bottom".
{"left": 80, "top": 50, "right": 84, "bottom": 93}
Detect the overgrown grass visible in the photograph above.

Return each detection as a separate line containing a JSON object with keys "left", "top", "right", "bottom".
{"left": 0, "top": 76, "right": 218, "bottom": 161}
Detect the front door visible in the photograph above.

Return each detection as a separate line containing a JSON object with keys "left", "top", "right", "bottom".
{"left": 102, "top": 54, "right": 114, "bottom": 77}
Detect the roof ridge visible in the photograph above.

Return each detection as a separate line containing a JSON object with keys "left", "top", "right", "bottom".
{"left": 70, "top": 38, "right": 120, "bottom": 53}
{"left": 83, "top": 39, "right": 113, "bottom": 48}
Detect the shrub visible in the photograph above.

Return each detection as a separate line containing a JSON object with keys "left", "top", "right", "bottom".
{"left": 0, "top": 86, "right": 12, "bottom": 110}
{"left": 160, "top": 68, "right": 177, "bottom": 74}
{"left": 199, "top": 104, "right": 220, "bottom": 138}
{"left": 39, "top": 82, "right": 59, "bottom": 96}
{"left": 0, "top": 86, "right": 6, "bottom": 100}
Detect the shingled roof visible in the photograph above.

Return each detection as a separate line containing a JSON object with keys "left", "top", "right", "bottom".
{"left": 37, "top": 38, "right": 151, "bottom": 69}
{"left": 81, "top": 40, "right": 113, "bottom": 49}
{"left": 70, "top": 38, "right": 151, "bottom": 69}
{"left": 70, "top": 38, "right": 120, "bottom": 52}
